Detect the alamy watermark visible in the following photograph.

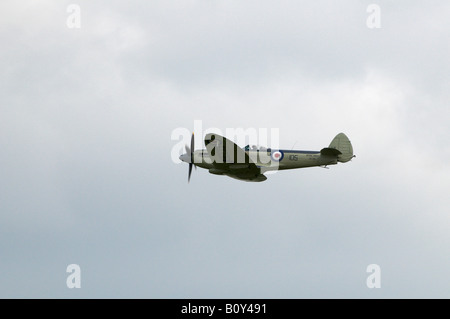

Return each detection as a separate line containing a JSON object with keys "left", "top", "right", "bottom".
{"left": 66, "top": 264, "right": 81, "bottom": 289}
{"left": 171, "top": 120, "right": 280, "bottom": 166}
{"left": 366, "top": 264, "right": 381, "bottom": 288}
{"left": 66, "top": 4, "right": 81, "bottom": 29}
{"left": 366, "top": 4, "right": 381, "bottom": 29}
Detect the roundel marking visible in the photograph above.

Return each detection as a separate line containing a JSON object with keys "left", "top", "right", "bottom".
{"left": 271, "top": 150, "right": 284, "bottom": 161}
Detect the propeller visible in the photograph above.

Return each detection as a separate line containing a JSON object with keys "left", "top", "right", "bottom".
{"left": 186, "top": 133, "right": 195, "bottom": 182}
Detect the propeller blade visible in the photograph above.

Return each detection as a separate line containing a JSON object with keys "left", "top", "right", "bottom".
{"left": 182, "top": 132, "right": 195, "bottom": 183}
{"left": 190, "top": 132, "right": 195, "bottom": 162}
{"left": 188, "top": 163, "right": 193, "bottom": 182}
{"left": 185, "top": 132, "right": 195, "bottom": 183}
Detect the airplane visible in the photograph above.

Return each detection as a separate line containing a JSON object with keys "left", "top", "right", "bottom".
{"left": 179, "top": 132, "right": 355, "bottom": 182}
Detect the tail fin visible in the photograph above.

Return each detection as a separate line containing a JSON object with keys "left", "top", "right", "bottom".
{"left": 328, "top": 133, "right": 354, "bottom": 163}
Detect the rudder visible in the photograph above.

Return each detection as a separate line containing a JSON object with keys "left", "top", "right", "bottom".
{"left": 328, "top": 133, "right": 354, "bottom": 163}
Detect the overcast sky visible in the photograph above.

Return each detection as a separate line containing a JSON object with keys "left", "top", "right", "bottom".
{"left": 1, "top": 0, "right": 449, "bottom": 298}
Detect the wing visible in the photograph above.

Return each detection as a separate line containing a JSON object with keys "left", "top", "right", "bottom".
{"left": 204, "top": 133, "right": 266, "bottom": 182}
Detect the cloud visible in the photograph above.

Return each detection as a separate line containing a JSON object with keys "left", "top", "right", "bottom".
{"left": 0, "top": 0, "right": 449, "bottom": 298}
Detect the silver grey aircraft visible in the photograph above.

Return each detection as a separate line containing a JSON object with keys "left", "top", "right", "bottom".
{"left": 179, "top": 132, "right": 355, "bottom": 182}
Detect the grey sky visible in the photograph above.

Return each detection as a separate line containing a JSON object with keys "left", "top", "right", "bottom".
{"left": 0, "top": 1, "right": 449, "bottom": 298}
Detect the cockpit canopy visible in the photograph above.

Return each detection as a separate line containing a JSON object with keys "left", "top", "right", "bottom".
{"left": 243, "top": 145, "right": 269, "bottom": 152}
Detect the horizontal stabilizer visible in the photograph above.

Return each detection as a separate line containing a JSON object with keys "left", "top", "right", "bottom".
{"left": 320, "top": 147, "right": 342, "bottom": 157}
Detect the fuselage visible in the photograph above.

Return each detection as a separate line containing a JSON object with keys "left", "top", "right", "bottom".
{"left": 180, "top": 148, "right": 338, "bottom": 172}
